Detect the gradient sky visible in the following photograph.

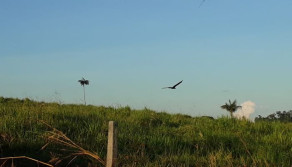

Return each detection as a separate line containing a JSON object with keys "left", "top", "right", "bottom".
{"left": 1, "top": 0, "right": 292, "bottom": 119}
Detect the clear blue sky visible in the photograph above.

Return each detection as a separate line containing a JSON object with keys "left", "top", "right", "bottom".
{"left": 1, "top": 0, "right": 292, "bottom": 118}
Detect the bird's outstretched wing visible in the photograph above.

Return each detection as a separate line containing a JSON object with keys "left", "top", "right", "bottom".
{"left": 162, "top": 80, "right": 183, "bottom": 89}
{"left": 173, "top": 80, "right": 183, "bottom": 88}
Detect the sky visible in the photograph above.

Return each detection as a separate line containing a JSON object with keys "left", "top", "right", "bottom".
{"left": 1, "top": 0, "right": 292, "bottom": 119}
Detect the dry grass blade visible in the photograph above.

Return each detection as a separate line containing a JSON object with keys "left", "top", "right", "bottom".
{"left": 0, "top": 159, "right": 8, "bottom": 167}
{"left": 39, "top": 120, "right": 105, "bottom": 166}
{"left": 0, "top": 156, "right": 53, "bottom": 167}
{"left": 66, "top": 156, "right": 77, "bottom": 167}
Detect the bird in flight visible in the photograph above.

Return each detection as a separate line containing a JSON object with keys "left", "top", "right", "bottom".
{"left": 162, "top": 80, "right": 183, "bottom": 89}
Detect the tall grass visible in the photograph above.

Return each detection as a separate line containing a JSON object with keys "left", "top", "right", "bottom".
{"left": 0, "top": 97, "right": 291, "bottom": 166}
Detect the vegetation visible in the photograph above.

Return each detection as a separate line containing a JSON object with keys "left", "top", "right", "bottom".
{"left": 0, "top": 97, "right": 292, "bottom": 166}
{"left": 220, "top": 100, "right": 242, "bottom": 118}
{"left": 255, "top": 110, "right": 292, "bottom": 123}
{"left": 78, "top": 78, "right": 89, "bottom": 105}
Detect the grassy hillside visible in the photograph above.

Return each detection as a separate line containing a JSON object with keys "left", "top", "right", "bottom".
{"left": 0, "top": 97, "right": 291, "bottom": 166}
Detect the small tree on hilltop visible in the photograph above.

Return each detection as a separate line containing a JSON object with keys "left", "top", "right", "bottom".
{"left": 78, "top": 77, "right": 89, "bottom": 105}
{"left": 221, "top": 100, "right": 241, "bottom": 118}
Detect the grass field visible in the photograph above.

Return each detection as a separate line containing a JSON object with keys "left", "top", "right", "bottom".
{"left": 0, "top": 97, "right": 291, "bottom": 166}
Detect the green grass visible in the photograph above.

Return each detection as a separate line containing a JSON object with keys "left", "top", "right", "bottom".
{"left": 0, "top": 97, "right": 292, "bottom": 166}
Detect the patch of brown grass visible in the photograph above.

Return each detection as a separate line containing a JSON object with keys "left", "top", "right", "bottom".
{"left": 39, "top": 120, "right": 105, "bottom": 167}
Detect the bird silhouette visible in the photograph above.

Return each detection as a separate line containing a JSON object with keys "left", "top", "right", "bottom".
{"left": 162, "top": 80, "right": 183, "bottom": 89}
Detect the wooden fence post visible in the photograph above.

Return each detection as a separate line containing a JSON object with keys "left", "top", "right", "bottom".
{"left": 106, "top": 121, "right": 118, "bottom": 167}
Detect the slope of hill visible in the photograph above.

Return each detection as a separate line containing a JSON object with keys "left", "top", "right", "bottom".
{"left": 0, "top": 97, "right": 291, "bottom": 166}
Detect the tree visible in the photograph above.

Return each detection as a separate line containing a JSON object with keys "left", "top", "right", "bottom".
{"left": 255, "top": 110, "right": 292, "bottom": 122}
{"left": 221, "top": 100, "right": 242, "bottom": 118}
{"left": 78, "top": 77, "right": 89, "bottom": 105}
